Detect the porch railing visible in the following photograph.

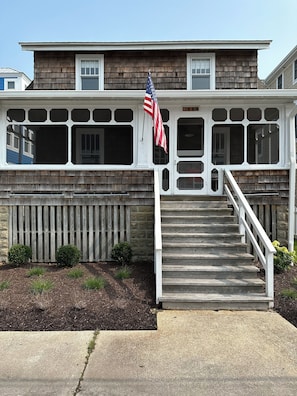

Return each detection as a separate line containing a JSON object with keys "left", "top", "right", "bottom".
{"left": 154, "top": 170, "right": 163, "bottom": 303}
{"left": 224, "top": 170, "right": 275, "bottom": 307}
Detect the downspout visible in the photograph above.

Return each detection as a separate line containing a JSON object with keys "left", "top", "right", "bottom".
{"left": 288, "top": 102, "right": 297, "bottom": 251}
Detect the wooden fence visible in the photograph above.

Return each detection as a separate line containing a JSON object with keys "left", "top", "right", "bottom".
{"left": 9, "top": 204, "right": 130, "bottom": 262}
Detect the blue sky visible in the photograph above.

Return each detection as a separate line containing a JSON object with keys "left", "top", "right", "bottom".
{"left": 0, "top": 0, "right": 296, "bottom": 81}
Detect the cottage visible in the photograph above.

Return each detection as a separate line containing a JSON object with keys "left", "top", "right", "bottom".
{"left": 0, "top": 40, "right": 297, "bottom": 309}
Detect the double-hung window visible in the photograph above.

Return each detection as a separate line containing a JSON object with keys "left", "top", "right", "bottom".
{"left": 293, "top": 59, "right": 297, "bottom": 85}
{"left": 187, "top": 53, "right": 215, "bottom": 90}
{"left": 277, "top": 74, "right": 283, "bottom": 89}
{"left": 76, "top": 54, "right": 104, "bottom": 90}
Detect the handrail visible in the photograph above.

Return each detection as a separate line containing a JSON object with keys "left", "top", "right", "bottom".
{"left": 224, "top": 170, "right": 275, "bottom": 307}
{"left": 154, "top": 170, "right": 162, "bottom": 303}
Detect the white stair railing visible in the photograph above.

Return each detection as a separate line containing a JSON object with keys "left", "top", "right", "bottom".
{"left": 154, "top": 170, "right": 162, "bottom": 303}
{"left": 224, "top": 170, "right": 275, "bottom": 307}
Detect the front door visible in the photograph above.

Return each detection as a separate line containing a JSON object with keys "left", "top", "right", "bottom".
{"left": 174, "top": 117, "right": 207, "bottom": 194}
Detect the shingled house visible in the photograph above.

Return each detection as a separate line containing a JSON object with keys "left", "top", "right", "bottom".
{"left": 0, "top": 40, "right": 297, "bottom": 309}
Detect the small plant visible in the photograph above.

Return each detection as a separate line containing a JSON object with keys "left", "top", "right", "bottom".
{"left": 56, "top": 245, "right": 81, "bottom": 267}
{"left": 111, "top": 242, "right": 133, "bottom": 265}
{"left": 280, "top": 288, "right": 297, "bottom": 299}
{"left": 291, "top": 277, "right": 297, "bottom": 288}
{"left": 30, "top": 279, "right": 54, "bottom": 295}
{"left": 68, "top": 268, "right": 84, "bottom": 279}
{"left": 115, "top": 265, "right": 132, "bottom": 280}
{"left": 27, "top": 267, "right": 46, "bottom": 277}
{"left": 0, "top": 281, "right": 10, "bottom": 291}
{"left": 8, "top": 244, "right": 32, "bottom": 266}
{"left": 272, "top": 240, "right": 296, "bottom": 273}
{"left": 83, "top": 277, "right": 106, "bottom": 290}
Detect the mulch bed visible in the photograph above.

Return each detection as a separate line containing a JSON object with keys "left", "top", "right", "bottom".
{"left": 0, "top": 261, "right": 157, "bottom": 331}
{"left": 0, "top": 260, "right": 297, "bottom": 331}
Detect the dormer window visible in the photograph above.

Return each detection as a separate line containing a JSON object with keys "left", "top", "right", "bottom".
{"left": 187, "top": 53, "right": 215, "bottom": 90}
{"left": 75, "top": 54, "right": 104, "bottom": 90}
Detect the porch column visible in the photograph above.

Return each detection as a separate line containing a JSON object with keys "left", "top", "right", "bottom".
{"left": 0, "top": 105, "right": 6, "bottom": 166}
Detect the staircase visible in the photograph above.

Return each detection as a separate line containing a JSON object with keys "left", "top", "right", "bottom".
{"left": 159, "top": 196, "right": 272, "bottom": 310}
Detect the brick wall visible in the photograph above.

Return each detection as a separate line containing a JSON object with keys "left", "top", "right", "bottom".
{"left": 32, "top": 49, "right": 258, "bottom": 90}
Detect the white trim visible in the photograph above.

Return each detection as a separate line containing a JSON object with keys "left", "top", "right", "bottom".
{"left": 75, "top": 54, "right": 104, "bottom": 90}
{"left": 20, "top": 40, "right": 271, "bottom": 52}
{"left": 187, "top": 53, "right": 215, "bottom": 90}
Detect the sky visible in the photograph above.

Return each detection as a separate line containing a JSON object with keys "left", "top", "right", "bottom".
{"left": 0, "top": 0, "right": 296, "bottom": 81}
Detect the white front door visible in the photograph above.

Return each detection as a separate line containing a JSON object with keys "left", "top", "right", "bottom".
{"left": 174, "top": 117, "right": 207, "bottom": 194}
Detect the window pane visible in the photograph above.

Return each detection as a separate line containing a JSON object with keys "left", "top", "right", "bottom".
{"left": 153, "top": 126, "right": 169, "bottom": 164}
{"left": 212, "top": 108, "right": 227, "bottom": 121}
{"left": 212, "top": 125, "right": 244, "bottom": 165}
{"left": 7, "top": 109, "right": 25, "bottom": 122}
{"left": 50, "top": 109, "right": 68, "bottom": 122}
{"left": 177, "top": 118, "right": 204, "bottom": 157}
{"left": 71, "top": 109, "right": 90, "bottom": 122}
{"left": 247, "top": 124, "right": 279, "bottom": 164}
{"left": 264, "top": 108, "right": 279, "bottom": 121}
{"left": 192, "top": 75, "right": 210, "bottom": 89}
{"left": 160, "top": 109, "right": 169, "bottom": 122}
{"left": 81, "top": 77, "right": 99, "bottom": 90}
{"left": 28, "top": 109, "right": 47, "bottom": 122}
{"left": 93, "top": 109, "right": 111, "bottom": 122}
{"left": 114, "top": 109, "right": 133, "bottom": 122}
{"left": 247, "top": 108, "right": 262, "bottom": 121}
{"left": 230, "top": 108, "right": 244, "bottom": 121}
{"left": 6, "top": 125, "right": 67, "bottom": 164}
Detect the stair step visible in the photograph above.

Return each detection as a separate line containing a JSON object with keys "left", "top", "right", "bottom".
{"left": 163, "top": 242, "right": 247, "bottom": 254}
{"left": 162, "top": 264, "right": 259, "bottom": 278}
{"left": 162, "top": 224, "right": 239, "bottom": 232}
{"left": 162, "top": 233, "right": 243, "bottom": 243}
{"left": 162, "top": 215, "right": 236, "bottom": 224}
{"left": 160, "top": 293, "right": 272, "bottom": 310}
{"left": 163, "top": 277, "right": 264, "bottom": 289}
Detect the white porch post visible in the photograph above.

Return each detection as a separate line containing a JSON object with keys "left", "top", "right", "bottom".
{"left": 287, "top": 103, "right": 297, "bottom": 252}
{"left": 0, "top": 105, "right": 6, "bottom": 166}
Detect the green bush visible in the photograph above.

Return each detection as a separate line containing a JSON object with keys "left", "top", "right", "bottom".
{"left": 8, "top": 244, "right": 32, "bottom": 266}
{"left": 111, "top": 242, "right": 132, "bottom": 265}
{"left": 67, "top": 268, "right": 84, "bottom": 279}
{"left": 30, "top": 279, "right": 54, "bottom": 295}
{"left": 56, "top": 245, "right": 81, "bottom": 267}
{"left": 115, "top": 265, "right": 132, "bottom": 280}
{"left": 272, "top": 240, "right": 296, "bottom": 274}
{"left": 83, "top": 277, "right": 106, "bottom": 290}
{"left": 27, "top": 267, "right": 46, "bottom": 277}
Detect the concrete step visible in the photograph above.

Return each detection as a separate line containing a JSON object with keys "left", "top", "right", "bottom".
{"left": 162, "top": 277, "right": 265, "bottom": 294}
{"left": 160, "top": 293, "right": 272, "bottom": 310}
{"left": 162, "top": 264, "right": 259, "bottom": 279}
{"left": 161, "top": 207, "right": 233, "bottom": 217}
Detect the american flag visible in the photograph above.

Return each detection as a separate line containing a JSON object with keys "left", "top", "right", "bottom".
{"left": 143, "top": 73, "right": 167, "bottom": 153}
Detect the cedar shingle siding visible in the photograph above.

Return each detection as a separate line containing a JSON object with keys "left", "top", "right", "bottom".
{"left": 33, "top": 50, "right": 258, "bottom": 90}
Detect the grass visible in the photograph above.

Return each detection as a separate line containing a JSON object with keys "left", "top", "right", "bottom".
{"left": 280, "top": 288, "right": 297, "bottom": 299}
{"left": 67, "top": 268, "right": 84, "bottom": 279}
{"left": 30, "top": 279, "right": 54, "bottom": 295}
{"left": 0, "top": 280, "right": 10, "bottom": 291}
{"left": 27, "top": 267, "right": 46, "bottom": 277}
{"left": 83, "top": 277, "right": 107, "bottom": 291}
{"left": 115, "top": 265, "right": 132, "bottom": 280}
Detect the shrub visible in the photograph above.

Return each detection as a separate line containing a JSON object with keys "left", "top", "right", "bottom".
{"left": 280, "top": 288, "right": 297, "bottom": 299}
{"left": 272, "top": 240, "right": 296, "bottom": 274}
{"left": 27, "top": 267, "right": 46, "bottom": 277}
{"left": 83, "top": 277, "right": 106, "bottom": 290}
{"left": 0, "top": 281, "right": 10, "bottom": 291}
{"left": 56, "top": 245, "right": 81, "bottom": 267}
{"left": 67, "top": 268, "right": 84, "bottom": 279}
{"left": 30, "top": 279, "right": 54, "bottom": 295}
{"left": 8, "top": 244, "right": 32, "bottom": 266}
{"left": 111, "top": 242, "right": 132, "bottom": 265}
{"left": 115, "top": 265, "right": 132, "bottom": 280}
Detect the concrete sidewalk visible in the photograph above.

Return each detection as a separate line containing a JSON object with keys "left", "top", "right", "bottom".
{"left": 0, "top": 311, "right": 297, "bottom": 395}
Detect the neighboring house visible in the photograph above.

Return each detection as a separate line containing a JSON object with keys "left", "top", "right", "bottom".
{"left": 0, "top": 40, "right": 297, "bottom": 308}
{"left": 265, "top": 45, "right": 297, "bottom": 89}
{"left": 0, "top": 68, "right": 33, "bottom": 164}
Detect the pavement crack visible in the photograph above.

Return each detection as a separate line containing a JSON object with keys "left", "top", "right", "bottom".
{"left": 73, "top": 330, "right": 99, "bottom": 395}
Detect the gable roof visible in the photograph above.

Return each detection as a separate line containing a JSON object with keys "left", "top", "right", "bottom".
{"left": 20, "top": 40, "right": 271, "bottom": 52}
{"left": 265, "top": 44, "right": 297, "bottom": 84}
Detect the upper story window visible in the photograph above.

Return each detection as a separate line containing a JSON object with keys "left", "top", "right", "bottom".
{"left": 75, "top": 54, "right": 104, "bottom": 90}
{"left": 187, "top": 53, "right": 215, "bottom": 90}
{"left": 277, "top": 74, "right": 283, "bottom": 89}
{"left": 293, "top": 59, "right": 297, "bottom": 84}
{"left": 6, "top": 80, "right": 16, "bottom": 90}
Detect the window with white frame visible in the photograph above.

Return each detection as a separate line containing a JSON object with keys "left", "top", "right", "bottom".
{"left": 187, "top": 53, "right": 215, "bottom": 90}
{"left": 293, "top": 59, "right": 297, "bottom": 84}
{"left": 5, "top": 80, "right": 16, "bottom": 90}
{"left": 75, "top": 54, "right": 104, "bottom": 90}
{"left": 277, "top": 74, "right": 283, "bottom": 89}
